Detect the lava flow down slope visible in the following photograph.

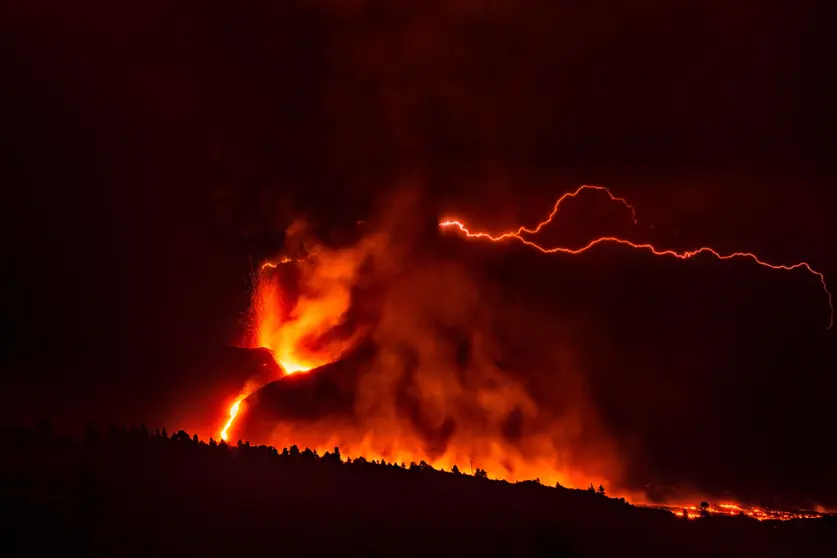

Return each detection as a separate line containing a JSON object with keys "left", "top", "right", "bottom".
{"left": 219, "top": 186, "right": 833, "bottom": 508}
{"left": 233, "top": 343, "right": 373, "bottom": 444}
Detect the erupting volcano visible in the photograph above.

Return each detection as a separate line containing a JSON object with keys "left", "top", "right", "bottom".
{"left": 216, "top": 186, "right": 831, "bottom": 517}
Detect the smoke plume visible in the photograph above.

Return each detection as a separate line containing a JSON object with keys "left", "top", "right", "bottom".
{"left": 238, "top": 187, "right": 623, "bottom": 493}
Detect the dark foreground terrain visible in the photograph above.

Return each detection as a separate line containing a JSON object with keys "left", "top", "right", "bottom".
{"left": 3, "top": 423, "right": 835, "bottom": 557}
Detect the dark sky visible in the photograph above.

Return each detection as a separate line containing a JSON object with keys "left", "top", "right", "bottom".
{"left": 1, "top": 1, "right": 836, "bottom": 508}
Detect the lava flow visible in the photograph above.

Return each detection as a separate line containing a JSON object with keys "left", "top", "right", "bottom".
{"left": 217, "top": 277, "right": 325, "bottom": 440}
{"left": 440, "top": 184, "right": 833, "bottom": 329}
{"left": 664, "top": 502, "right": 823, "bottom": 521}
{"left": 218, "top": 234, "right": 371, "bottom": 441}
{"left": 219, "top": 400, "right": 242, "bottom": 442}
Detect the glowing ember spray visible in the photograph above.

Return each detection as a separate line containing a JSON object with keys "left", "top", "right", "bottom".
{"left": 217, "top": 235, "right": 370, "bottom": 441}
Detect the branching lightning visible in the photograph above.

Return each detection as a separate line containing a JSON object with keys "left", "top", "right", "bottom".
{"left": 260, "top": 257, "right": 298, "bottom": 270}
{"left": 439, "top": 185, "right": 833, "bottom": 329}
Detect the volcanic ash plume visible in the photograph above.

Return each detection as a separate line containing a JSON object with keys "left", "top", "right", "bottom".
{"left": 232, "top": 190, "right": 621, "bottom": 491}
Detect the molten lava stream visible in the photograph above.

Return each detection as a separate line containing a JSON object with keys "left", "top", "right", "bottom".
{"left": 219, "top": 400, "right": 242, "bottom": 442}
{"left": 669, "top": 502, "right": 822, "bottom": 521}
{"left": 218, "top": 359, "right": 316, "bottom": 443}
{"left": 219, "top": 260, "right": 338, "bottom": 441}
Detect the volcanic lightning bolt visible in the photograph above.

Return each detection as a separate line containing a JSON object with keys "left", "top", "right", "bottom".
{"left": 260, "top": 256, "right": 302, "bottom": 271}
{"left": 440, "top": 185, "right": 833, "bottom": 329}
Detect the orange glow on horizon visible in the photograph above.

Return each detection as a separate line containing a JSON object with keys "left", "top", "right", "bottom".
{"left": 668, "top": 501, "right": 822, "bottom": 521}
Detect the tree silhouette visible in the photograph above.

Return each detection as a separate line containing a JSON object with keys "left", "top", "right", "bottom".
{"left": 301, "top": 447, "right": 316, "bottom": 460}
{"left": 322, "top": 447, "right": 341, "bottom": 465}
{"left": 3, "top": 420, "right": 827, "bottom": 557}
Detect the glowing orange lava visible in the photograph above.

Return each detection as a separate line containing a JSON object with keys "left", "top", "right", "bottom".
{"left": 666, "top": 502, "right": 822, "bottom": 521}
{"left": 440, "top": 185, "right": 833, "bottom": 329}
{"left": 218, "top": 253, "right": 345, "bottom": 441}
{"left": 251, "top": 265, "right": 339, "bottom": 374}
{"left": 219, "top": 399, "right": 242, "bottom": 442}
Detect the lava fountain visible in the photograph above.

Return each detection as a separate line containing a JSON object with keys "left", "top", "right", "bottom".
{"left": 218, "top": 265, "right": 336, "bottom": 441}
{"left": 218, "top": 222, "right": 381, "bottom": 442}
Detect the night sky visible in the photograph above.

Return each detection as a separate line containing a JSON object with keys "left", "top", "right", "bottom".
{"left": 2, "top": 1, "right": 836, "bottom": 508}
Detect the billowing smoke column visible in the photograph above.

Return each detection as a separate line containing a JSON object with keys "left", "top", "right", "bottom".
{"left": 224, "top": 189, "right": 621, "bottom": 492}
